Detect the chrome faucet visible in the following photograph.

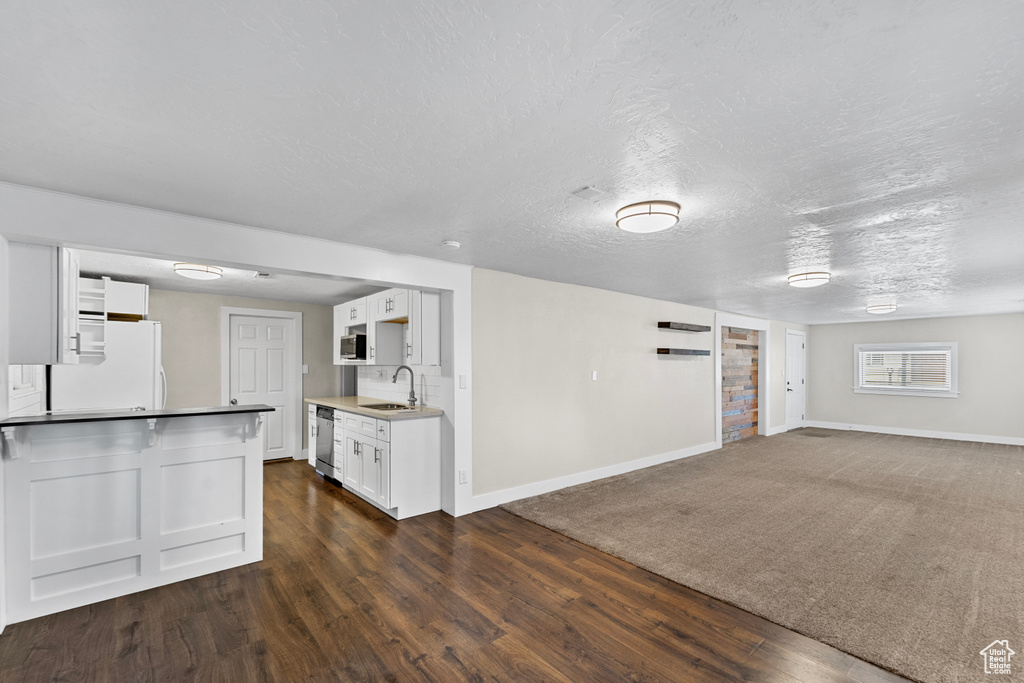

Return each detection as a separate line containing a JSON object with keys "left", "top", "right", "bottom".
{"left": 392, "top": 365, "right": 417, "bottom": 406}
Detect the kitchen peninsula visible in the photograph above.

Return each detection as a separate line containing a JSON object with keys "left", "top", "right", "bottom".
{"left": 306, "top": 396, "right": 442, "bottom": 519}
{"left": 0, "top": 404, "right": 273, "bottom": 624}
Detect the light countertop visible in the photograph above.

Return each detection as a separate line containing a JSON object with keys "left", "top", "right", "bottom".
{"left": 305, "top": 396, "right": 443, "bottom": 420}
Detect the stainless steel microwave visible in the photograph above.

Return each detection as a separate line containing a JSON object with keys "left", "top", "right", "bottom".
{"left": 339, "top": 333, "right": 367, "bottom": 360}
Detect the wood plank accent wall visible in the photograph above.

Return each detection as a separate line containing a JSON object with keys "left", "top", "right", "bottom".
{"left": 722, "top": 326, "right": 758, "bottom": 444}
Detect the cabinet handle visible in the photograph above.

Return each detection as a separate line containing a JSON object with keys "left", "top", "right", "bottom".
{"left": 370, "top": 346, "right": 374, "bottom": 359}
{"left": 378, "top": 426, "right": 384, "bottom": 434}
{"left": 71, "top": 332, "right": 81, "bottom": 353}
{"left": 374, "top": 447, "right": 379, "bottom": 464}
{"left": 406, "top": 343, "right": 411, "bottom": 357}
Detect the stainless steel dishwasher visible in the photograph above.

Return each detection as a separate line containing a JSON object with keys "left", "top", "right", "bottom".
{"left": 314, "top": 406, "right": 335, "bottom": 477}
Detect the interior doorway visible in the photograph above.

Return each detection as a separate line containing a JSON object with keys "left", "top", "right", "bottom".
{"left": 785, "top": 330, "right": 807, "bottom": 430}
{"left": 721, "top": 326, "right": 759, "bottom": 444}
{"left": 221, "top": 308, "right": 302, "bottom": 461}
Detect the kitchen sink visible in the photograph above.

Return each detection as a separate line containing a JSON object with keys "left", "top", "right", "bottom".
{"left": 360, "top": 403, "right": 417, "bottom": 412}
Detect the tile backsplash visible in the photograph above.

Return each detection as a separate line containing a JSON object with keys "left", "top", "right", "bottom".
{"left": 357, "top": 365, "right": 442, "bottom": 407}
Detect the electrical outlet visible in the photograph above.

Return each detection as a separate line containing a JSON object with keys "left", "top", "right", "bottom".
{"left": 459, "top": 469, "right": 468, "bottom": 484}
{"left": 592, "top": 370, "right": 597, "bottom": 381}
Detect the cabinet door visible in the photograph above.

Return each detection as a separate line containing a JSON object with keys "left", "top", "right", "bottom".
{"left": 372, "top": 289, "right": 392, "bottom": 319}
{"left": 58, "top": 248, "right": 81, "bottom": 364}
{"left": 359, "top": 437, "right": 383, "bottom": 503}
{"left": 374, "top": 288, "right": 409, "bottom": 321}
{"left": 346, "top": 299, "right": 366, "bottom": 326}
{"left": 365, "top": 294, "right": 381, "bottom": 365}
{"left": 307, "top": 406, "right": 317, "bottom": 466}
{"left": 419, "top": 291, "right": 441, "bottom": 366}
{"left": 332, "top": 304, "right": 347, "bottom": 365}
{"left": 332, "top": 438, "right": 344, "bottom": 480}
{"left": 343, "top": 435, "right": 361, "bottom": 489}
{"left": 389, "top": 289, "right": 409, "bottom": 319}
{"left": 105, "top": 280, "right": 148, "bottom": 316}
{"left": 375, "top": 440, "right": 391, "bottom": 509}
{"left": 404, "top": 291, "right": 422, "bottom": 365}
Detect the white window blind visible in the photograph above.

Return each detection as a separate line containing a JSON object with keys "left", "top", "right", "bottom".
{"left": 853, "top": 343, "right": 958, "bottom": 398}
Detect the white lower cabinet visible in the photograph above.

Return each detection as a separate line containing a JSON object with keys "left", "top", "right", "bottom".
{"left": 341, "top": 429, "right": 389, "bottom": 509}
{"left": 307, "top": 405, "right": 317, "bottom": 466}
{"left": 333, "top": 408, "right": 439, "bottom": 519}
{"left": 358, "top": 436, "right": 390, "bottom": 508}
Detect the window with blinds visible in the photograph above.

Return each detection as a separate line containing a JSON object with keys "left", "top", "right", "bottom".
{"left": 853, "top": 343, "right": 958, "bottom": 398}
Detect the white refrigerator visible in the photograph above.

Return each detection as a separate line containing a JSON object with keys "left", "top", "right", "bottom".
{"left": 50, "top": 321, "right": 166, "bottom": 412}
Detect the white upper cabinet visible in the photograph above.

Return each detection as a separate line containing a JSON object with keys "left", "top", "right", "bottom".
{"left": 331, "top": 303, "right": 350, "bottom": 365}
{"left": 334, "top": 288, "right": 439, "bottom": 366}
{"left": 105, "top": 280, "right": 149, "bottom": 316}
{"left": 404, "top": 291, "right": 441, "bottom": 366}
{"left": 374, "top": 289, "right": 409, "bottom": 321}
{"left": 367, "top": 295, "right": 402, "bottom": 366}
{"left": 9, "top": 243, "right": 81, "bottom": 365}
{"left": 342, "top": 298, "right": 366, "bottom": 326}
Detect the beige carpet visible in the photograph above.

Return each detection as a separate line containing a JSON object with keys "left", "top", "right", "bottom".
{"left": 502, "top": 429, "right": 1024, "bottom": 683}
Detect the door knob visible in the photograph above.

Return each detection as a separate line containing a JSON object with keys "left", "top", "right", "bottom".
{"left": 230, "top": 398, "right": 238, "bottom": 405}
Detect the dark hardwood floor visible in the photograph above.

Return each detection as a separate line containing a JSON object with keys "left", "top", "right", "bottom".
{"left": 0, "top": 461, "right": 909, "bottom": 682}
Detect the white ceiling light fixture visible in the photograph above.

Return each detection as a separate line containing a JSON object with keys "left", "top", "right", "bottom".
{"left": 866, "top": 303, "right": 898, "bottom": 314}
{"left": 787, "top": 271, "right": 831, "bottom": 288}
{"left": 174, "top": 263, "right": 222, "bottom": 280}
{"left": 615, "top": 200, "right": 681, "bottom": 233}
{"left": 441, "top": 240, "right": 461, "bottom": 249}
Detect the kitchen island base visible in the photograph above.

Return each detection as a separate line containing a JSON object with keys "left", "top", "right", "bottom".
{"left": 0, "top": 406, "right": 270, "bottom": 624}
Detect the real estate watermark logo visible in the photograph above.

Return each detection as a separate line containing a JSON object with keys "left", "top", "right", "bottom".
{"left": 979, "top": 640, "right": 1014, "bottom": 675}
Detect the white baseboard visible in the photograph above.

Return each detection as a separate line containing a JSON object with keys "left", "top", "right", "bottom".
{"left": 766, "top": 424, "right": 797, "bottom": 436}
{"left": 806, "top": 421, "right": 1024, "bottom": 447}
{"left": 468, "top": 441, "right": 719, "bottom": 513}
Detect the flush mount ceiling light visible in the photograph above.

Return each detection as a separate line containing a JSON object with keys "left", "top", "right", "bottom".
{"left": 787, "top": 271, "right": 831, "bottom": 288}
{"left": 174, "top": 263, "right": 222, "bottom": 280}
{"left": 866, "top": 303, "right": 898, "bottom": 314}
{"left": 440, "top": 240, "right": 461, "bottom": 249}
{"left": 615, "top": 200, "right": 681, "bottom": 233}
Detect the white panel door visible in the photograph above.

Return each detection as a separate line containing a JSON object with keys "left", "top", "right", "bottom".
{"left": 785, "top": 330, "right": 807, "bottom": 430}
{"left": 229, "top": 314, "right": 295, "bottom": 461}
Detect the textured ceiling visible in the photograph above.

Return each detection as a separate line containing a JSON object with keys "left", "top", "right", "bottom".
{"left": 2, "top": 1, "right": 1023, "bottom": 323}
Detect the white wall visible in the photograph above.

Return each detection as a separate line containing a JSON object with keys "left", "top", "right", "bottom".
{"left": 807, "top": 313, "right": 1024, "bottom": 443}
{"left": 148, "top": 289, "right": 337, "bottom": 451}
{"left": 470, "top": 270, "right": 810, "bottom": 510}
{"left": 471, "top": 269, "right": 719, "bottom": 507}
{"left": 0, "top": 182, "right": 474, "bottom": 515}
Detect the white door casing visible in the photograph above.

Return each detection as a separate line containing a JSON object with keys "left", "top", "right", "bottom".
{"left": 785, "top": 330, "right": 807, "bottom": 430}
{"left": 221, "top": 308, "right": 302, "bottom": 461}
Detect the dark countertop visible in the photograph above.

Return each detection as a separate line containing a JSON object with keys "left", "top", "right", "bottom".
{"left": 0, "top": 404, "right": 275, "bottom": 428}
